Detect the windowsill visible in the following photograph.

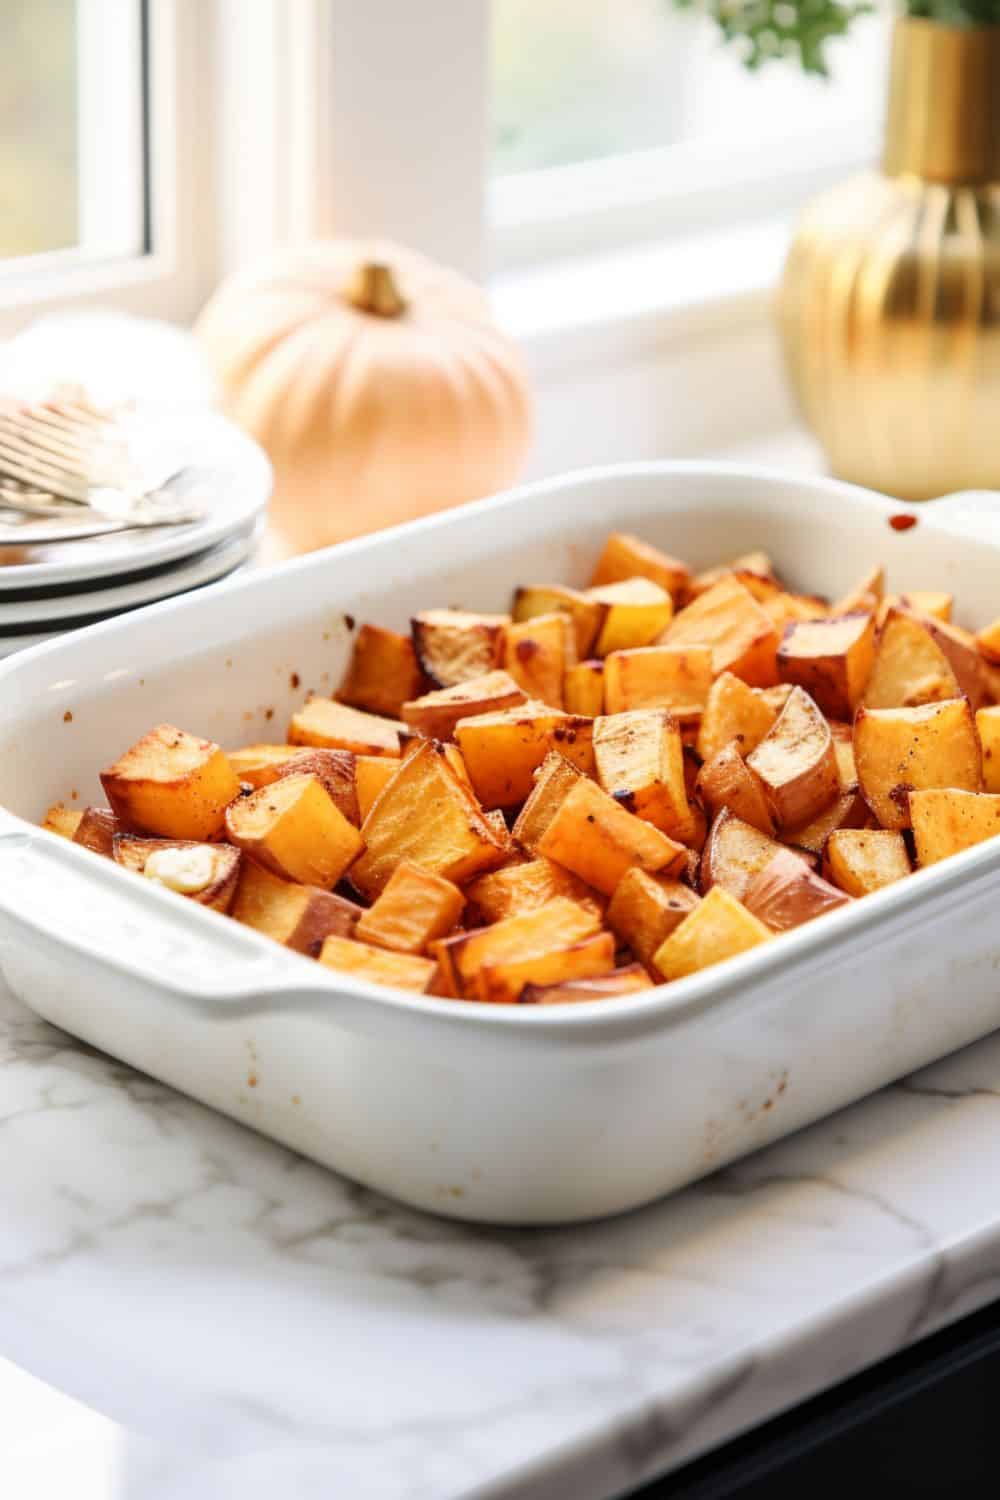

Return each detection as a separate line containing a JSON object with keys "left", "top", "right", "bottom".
{"left": 491, "top": 215, "right": 791, "bottom": 377}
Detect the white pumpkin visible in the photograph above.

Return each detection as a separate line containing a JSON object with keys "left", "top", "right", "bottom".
{"left": 195, "top": 241, "right": 534, "bottom": 553}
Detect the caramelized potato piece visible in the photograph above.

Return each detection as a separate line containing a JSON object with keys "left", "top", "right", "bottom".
{"left": 537, "top": 777, "right": 687, "bottom": 895}
{"left": 606, "top": 868, "right": 699, "bottom": 971}
{"left": 697, "top": 671, "right": 778, "bottom": 764}
{"left": 288, "top": 698, "right": 403, "bottom": 758}
{"left": 854, "top": 698, "right": 983, "bottom": 829}
{"left": 746, "top": 686, "right": 839, "bottom": 829}
{"left": 431, "top": 896, "right": 602, "bottom": 998}
{"left": 590, "top": 531, "right": 691, "bottom": 600}
{"left": 512, "top": 584, "right": 604, "bottom": 657}
{"left": 743, "top": 849, "right": 850, "bottom": 933}
{"left": 700, "top": 809, "right": 805, "bottom": 901}
{"left": 318, "top": 935, "right": 435, "bottom": 993}
{"left": 976, "top": 706, "right": 1000, "bottom": 792}
{"left": 652, "top": 885, "right": 771, "bottom": 981}
{"left": 411, "top": 609, "right": 508, "bottom": 688}
{"left": 455, "top": 702, "right": 594, "bottom": 809}
{"left": 520, "top": 963, "right": 655, "bottom": 1004}
{"left": 604, "top": 644, "right": 714, "bottom": 719}
{"left": 696, "top": 743, "right": 774, "bottom": 835}
{"left": 477, "top": 931, "right": 616, "bottom": 1004}
{"left": 593, "top": 709, "right": 692, "bottom": 839}
{"left": 101, "top": 724, "right": 240, "bottom": 841}
{"left": 231, "top": 860, "right": 359, "bottom": 953}
{"left": 336, "top": 623, "right": 425, "bottom": 718}
{"left": 42, "top": 803, "right": 83, "bottom": 839}
{"left": 349, "top": 740, "right": 507, "bottom": 899}
{"left": 503, "top": 613, "right": 576, "bottom": 707}
{"left": 823, "top": 828, "right": 911, "bottom": 896}
{"left": 355, "top": 860, "right": 465, "bottom": 954}
{"left": 777, "top": 611, "right": 875, "bottom": 719}
{"left": 587, "top": 578, "right": 674, "bottom": 655}
{"left": 564, "top": 659, "right": 604, "bottom": 717}
{"left": 225, "top": 772, "right": 363, "bottom": 887}
{"left": 511, "top": 750, "right": 582, "bottom": 853}
{"left": 464, "top": 856, "right": 604, "bottom": 925}
{"left": 662, "top": 576, "right": 779, "bottom": 686}
{"left": 73, "top": 806, "right": 120, "bottom": 857}
{"left": 113, "top": 836, "right": 241, "bottom": 912}
{"left": 401, "top": 670, "right": 527, "bottom": 742}
{"left": 909, "top": 789, "right": 1000, "bottom": 867}
{"left": 355, "top": 755, "right": 400, "bottom": 821}
{"left": 862, "top": 608, "right": 959, "bottom": 709}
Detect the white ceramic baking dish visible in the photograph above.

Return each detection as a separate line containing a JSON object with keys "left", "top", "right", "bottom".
{"left": 1, "top": 463, "right": 999, "bottom": 1225}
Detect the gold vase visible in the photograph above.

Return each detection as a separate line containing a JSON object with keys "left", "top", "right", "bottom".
{"left": 779, "top": 18, "right": 1000, "bottom": 500}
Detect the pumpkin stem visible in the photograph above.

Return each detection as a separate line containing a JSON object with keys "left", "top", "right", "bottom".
{"left": 344, "top": 262, "right": 408, "bottom": 318}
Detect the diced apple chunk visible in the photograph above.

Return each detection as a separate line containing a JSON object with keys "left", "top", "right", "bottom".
{"left": 652, "top": 885, "right": 771, "bottom": 981}
{"left": 101, "top": 724, "right": 240, "bottom": 841}
{"left": 336, "top": 623, "right": 425, "bottom": 718}
{"left": 225, "top": 773, "right": 363, "bottom": 887}
{"left": 355, "top": 861, "right": 465, "bottom": 953}
{"left": 318, "top": 935, "right": 435, "bottom": 992}
{"left": 288, "top": 698, "right": 403, "bottom": 758}
{"left": 909, "top": 789, "right": 1000, "bottom": 866}
{"left": 823, "top": 829, "right": 911, "bottom": 896}
{"left": 231, "top": 860, "right": 360, "bottom": 953}
{"left": 537, "top": 777, "right": 687, "bottom": 895}
{"left": 854, "top": 698, "right": 983, "bottom": 829}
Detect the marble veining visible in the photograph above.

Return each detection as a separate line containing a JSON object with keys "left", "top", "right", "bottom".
{"left": 3, "top": 972, "right": 1000, "bottom": 1499}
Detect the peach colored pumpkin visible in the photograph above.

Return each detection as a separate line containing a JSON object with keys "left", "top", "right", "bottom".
{"left": 195, "top": 241, "right": 533, "bottom": 553}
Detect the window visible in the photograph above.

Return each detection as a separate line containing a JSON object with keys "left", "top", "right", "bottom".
{"left": 0, "top": 0, "right": 147, "bottom": 268}
{"left": 491, "top": 0, "right": 891, "bottom": 265}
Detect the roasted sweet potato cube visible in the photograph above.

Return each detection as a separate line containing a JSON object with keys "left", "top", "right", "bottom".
{"left": 430, "top": 896, "right": 602, "bottom": 998}
{"left": 411, "top": 609, "right": 508, "bottom": 688}
{"left": 982, "top": 661, "right": 1000, "bottom": 705}
{"left": 73, "top": 806, "right": 120, "bottom": 857}
{"left": 854, "top": 699, "right": 983, "bottom": 829}
{"left": 653, "top": 885, "right": 771, "bottom": 981}
{"left": 476, "top": 931, "right": 616, "bottom": 1003}
{"left": 288, "top": 698, "right": 403, "bottom": 758}
{"left": 661, "top": 577, "right": 779, "bottom": 686}
{"left": 231, "top": 860, "right": 360, "bottom": 954}
{"left": 510, "top": 751, "right": 582, "bottom": 852}
{"left": 503, "top": 613, "right": 576, "bottom": 707}
{"left": 777, "top": 611, "right": 875, "bottom": 719}
{"left": 354, "top": 755, "right": 400, "bottom": 821}
{"left": 976, "top": 706, "right": 1000, "bottom": 792}
{"left": 746, "top": 686, "right": 839, "bottom": 829}
{"left": 520, "top": 963, "right": 655, "bottom": 1004}
{"left": 101, "top": 724, "right": 240, "bottom": 841}
{"left": 976, "top": 616, "right": 1000, "bottom": 665}
{"left": 401, "top": 670, "right": 526, "bottom": 741}
{"left": 606, "top": 868, "right": 699, "bottom": 970}
{"left": 687, "top": 552, "right": 777, "bottom": 602}
{"left": 587, "top": 578, "right": 673, "bottom": 655}
{"left": 700, "top": 809, "right": 807, "bottom": 901}
{"left": 225, "top": 772, "right": 363, "bottom": 887}
{"left": 831, "top": 566, "right": 884, "bottom": 616}
{"left": 564, "top": 659, "right": 604, "bottom": 717}
{"left": 349, "top": 739, "right": 506, "bottom": 899}
{"left": 537, "top": 777, "right": 687, "bottom": 895}
{"left": 829, "top": 721, "right": 858, "bottom": 790}
{"left": 696, "top": 671, "right": 778, "bottom": 763}
{"left": 743, "top": 849, "right": 851, "bottom": 933}
{"left": 227, "top": 744, "right": 304, "bottom": 788}
{"left": 759, "top": 590, "right": 829, "bottom": 631}
{"left": 590, "top": 531, "right": 691, "bottom": 601}
{"left": 593, "top": 709, "right": 692, "bottom": 839}
{"left": 822, "top": 828, "right": 911, "bottom": 896}
{"left": 455, "top": 702, "right": 594, "bottom": 808}
{"left": 464, "top": 855, "right": 604, "bottom": 925}
{"left": 903, "top": 608, "right": 985, "bottom": 708}
{"left": 862, "top": 609, "right": 959, "bottom": 709}
{"left": 318, "top": 935, "right": 435, "bottom": 993}
{"left": 512, "top": 584, "right": 604, "bottom": 657}
{"left": 113, "top": 836, "right": 241, "bottom": 912}
{"left": 336, "top": 623, "right": 426, "bottom": 718}
{"left": 696, "top": 743, "right": 774, "bottom": 835}
{"left": 782, "top": 789, "right": 868, "bottom": 856}
{"left": 41, "top": 803, "right": 83, "bottom": 839}
{"left": 400, "top": 737, "right": 473, "bottom": 791}
{"left": 603, "top": 644, "right": 713, "bottom": 721}
{"left": 355, "top": 860, "right": 465, "bottom": 954}
{"left": 909, "top": 789, "right": 1000, "bottom": 866}
{"left": 226, "top": 744, "right": 359, "bottom": 823}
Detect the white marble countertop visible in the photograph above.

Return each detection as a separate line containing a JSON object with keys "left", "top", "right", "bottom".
{"left": 4, "top": 965, "right": 1000, "bottom": 1500}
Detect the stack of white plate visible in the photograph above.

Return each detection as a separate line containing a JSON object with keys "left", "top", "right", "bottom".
{"left": 0, "top": 408, "right": 271, "bottom": 658}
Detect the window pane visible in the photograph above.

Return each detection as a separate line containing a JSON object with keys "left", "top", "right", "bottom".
{"left": 0, "top": 0, "right": 146, "bottom": 265}
{"left": 492, "top": 0, "right": 888, "bottom": 177}
{"left": 0, "top": 0, "right": 79, "bottom": 257}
